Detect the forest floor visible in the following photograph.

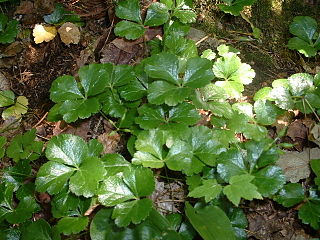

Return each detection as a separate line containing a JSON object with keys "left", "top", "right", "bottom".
{"left": 0, "top": 0, "right": 320, "bottom": 239}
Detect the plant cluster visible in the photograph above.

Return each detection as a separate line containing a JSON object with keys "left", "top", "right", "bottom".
{"left": 0, "top": 13, "right": 19, "bottom": 44}
{"left": 1, "top": 0, "right": 320, "bottom": 239}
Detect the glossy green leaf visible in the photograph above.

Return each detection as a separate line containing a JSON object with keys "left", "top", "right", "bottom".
{"left": 123, "top": 166, "right": 155, "bottom": 197}
{"left": 144, "top": 3, "right": 169, "bottom": 27}
{"left": 6, "top": 129, "right": 43, "bottom": 162}
{"left": 49, "top": 76, "right": 84, "bottom": 103}
{"left": 164, "top": 33, "right": 198, "bottom": 59}
{"left": 5, "top": 196, "right": 40, "bottom": 224}
{"left": 287, "top": 37, "right": 318, "bottom": 57}
{"left": 311, "top": 159, "right": 320, "bottom": 176}
{"left": 0, "top": 90, "right": 15, "bottom": 107}
{"left": 132, "top": 129, "right": 166, "bottom": 168}
{"left": 298, "top": 199, "right": 320, "bottom": 229}
{"left": 21, "top": 219, "right": 53, "bottom": 240}
{"left": 69, "top": 157, "right": 106, "bottom": 197}
{"left": 56, "top": 216, "right": 89, "bottom": 235}
{"left": 115, "top": 0, "right": 142, "bottom": 23}
{"left": 135, "top": 103, "right": 200, "bottom": 129}
{"left": 0, "top": 16, "right": 19, "bottom": 44}
{"left": 218, "top": 0, "right": 256, "bottom": 16}
{"left": 44, "top": 3, "right": 81, "bottom": 24}
{"left": 114, "top": 21, "right": 145, "bottom": 40}
{"left": 188, "top": 179, "right": 222, "bottom": 202}
{"left": 254, "top": 100, "right": 284, "bottom": 125}
{"left": 98, "top": 175, "right": 135, "bottom": 206}
{"left": 2, "top": 161, "right": 31, "bottom": 191}
{"left": 173, "top": 9, "right": 196, "bottom": 24}
{"left": 223, "top": 174, "right": 262, "bottom": 206}
{"left": 35, "top": 161, "right": 75, "bottom": 195}
{"left": 51, "top": 190, "right": 80, "bottom": 218}
{"left": 252, "top": 166, "right": 285, "bottom": 197}
{"left": 59, "top": 98, "right": 100, "bottom": 123}
{"left": 270, "top": 86, "right": 294, "bottom": 110}
{"left": 148, "top": 81, "right": 192, "bottom": 106}
{"left": 102, "top": 153, "right": 131, "bottom": 175}
{"left": 45, "top": 134, "right": 88, "bottom": 166}
{"left": 185, "top": 202, "right": 235, "bottom": 240}
{"left": 253, "top": 87, "right": 273, "bottom": 101}
{"left": 37, "top": 134, "right": 105, "bottom": 197}
{"left": 112, "top": 198, "right": 153, "bottom": 227}
{"left": 274, "top": 183, "right": 305, "bottom": 207}
{"left": 0, "top": 136, "right": 6, "bottom": 159}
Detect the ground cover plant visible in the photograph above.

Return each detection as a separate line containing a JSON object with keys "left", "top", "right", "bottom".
{"left": 0, "top": 0, "right": 320, "bottom": 239}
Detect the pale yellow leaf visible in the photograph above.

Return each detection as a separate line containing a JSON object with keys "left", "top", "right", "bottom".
{"left": 33, "top": 24, "right": 57, "bottom": 44}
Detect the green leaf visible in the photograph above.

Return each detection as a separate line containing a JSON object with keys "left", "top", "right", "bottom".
{"left": 311, "top": 159, "right": 320, "bottom": 176}
{"left": 253, "top": 87, "right": 273, "bottom": 101}
{"left": 218, "top": 0, "right": 256, "bottom": 16}
{"left": 289, "top": 16, "right": 318, "bottom": 43}
{"left": 223, "top": 174, "right": 262, "bottom": 206}
{"left": 6, "top": 129, "right": 43, "bottom": 162}
{"left": 288, "top": 73, "right": 314, "bottom": 96}
{"left": 35, "top": 161, "right": 75, "bottom": 195}
{"left": 215, "top": 81, "right": 244, "bottom": 99}
{"left": 135, "top": 103, "right": 200, "bottom": 129}
{"left": 44, "top": 4, "right": 81, "bottom": 25}
{"left": 185, "top": 202, "right": 235, "bottom": 240}
{"left": 2, "top": 161, "right": 31, "bottom": 190}
{"left": 132, "top": 129, "right": 166, "bottom": 168}
{"left": 144, "top": 2, "right": 170, "bottom": 27}
{"left": 56, "top": 216, "right": 89, "bottom": 235}
{"left": 183, "top": 57, "right": 214, "bottom": 88}
{"left": 45, "top": 134, "right": 88, "bottom": 166}
{"left": 0, "top": 13, "right": 8, "bottom": 31}
{"left": 298, "top": 199, "right": 320, "bottom": 229}
{"left": 148, "top": 81, "right": 191, "bottom": 106}
{"left": 21, "top": 219, "right": 53, "bottom": 240}
{"left": 274, "top": 183, "right": 305, "bottom": 207}
{"left": 173, "top": 9, "right": 196, "bottom": 24}
{"left": 5, "top": 196, "right": 40, "bottom": 224}
{"left": 254, "top": 100, "right": 284, "bottom": 125}
{"left": 102, "top": 153, "right": 131, "bottom": 175}
{"left": 37, "top": 134, "right": 105, "bottom": 197}
{"left": 115, "top": 0, "right": 142, "bottom": 23}
{"left": 188, "top": 179, "right": 222, "bottom": 202}
{"left": 164, "top": 33, "right": 198, "bottom": 59}
{"left": 145, "top": 53, "right": 180, "bottom": 84}
{"left": 2, "top": 96, "right": 29, "bottom": 120}
{"left": 287, "top": 37, "right": 318, "bottom": 57}
{"left": 0, "top": 90, "right": 15, "bottom": 107}
{"left": 51, "top": 190, "right": 80, "bottom": 218}
{"left": 0, "top": 18, "right": 19, "bottom": 44}
{"left": 98, "top": 175, "right": 135, "bottom": 206}
{"left": 78, "top": 64, "right": 111, "bottom": 96}
{"left": 123, "top": 166, "right": 155, "bottom": 197}
{"left": 270, "top": 86, "right": 294, "bottom": 110}
{"left": 49, "top": 76, "right": 84, "bottom": 102}
{"left": 114, "top": 21, "right": 145, "bottom": 40}
{"left": 252, "top": 166, "right": 285, "bottom": 197}
{"left": 213, "top": 53, "right": 255, "bottom": 85}
{"left": 69, "top": 157, "right": 106, "bottom": 197}
{"left": 112, "top": 198, "right": 153, "bottom": 227}
{"left": 217, "top": 149, "right": 247, "bottom": 182}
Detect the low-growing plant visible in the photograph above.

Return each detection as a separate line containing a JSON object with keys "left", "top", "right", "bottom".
{"left": 287, "top": 16, "right": 320, "bottom": 57}
{"left": 0, "top": 90, "right": 28, "bottom": 120}
{"left": 218, "top": 0, "right": 257, "bottom": 16}
{"left": 0, "top": 13, "right": 19, "bottom": 44}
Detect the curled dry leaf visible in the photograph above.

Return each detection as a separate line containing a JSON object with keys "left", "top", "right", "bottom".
{"left": 58, "top": 22, "right": 80, "bottom": 45}
{"left": 277, "top": 148, "right": 320, "bottom": 183}
{"left": 33, "top": 24, "right": 57, "bottom": 44}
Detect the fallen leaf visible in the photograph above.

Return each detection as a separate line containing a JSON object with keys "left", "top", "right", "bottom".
{"left": 33, "top": 24, "right": 57, "bottom": 44}
{"left": 310, "top": 124, "right": 320, "bottom": 147}
{"left": 97, "top": 131, "right": 121, "bottom": 154}
{"left": 277, "top": 148, "right": 320, "bottom": 183}
{"left": 287, "top": 120, "right": 308, "bottom": 141}
{"left": 58, "top": 22, "right": 80, "bottom": 45}
{"left": 15, "top": 1, "right": 34, "bottom": 15}
{"left": 3, "top": 42, "right": 23, "bottom": 57}
{"left": 0, "top": 72, "right": 10, "bottom": 91}
{"left": 272, "top": 111, "right": 295, "bottom": 134}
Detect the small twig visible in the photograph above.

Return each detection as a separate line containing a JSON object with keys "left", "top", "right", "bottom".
{"left": 32, "top": 112, "right": 48, "bottom": 128}
{"left": 36, "top": 134, "right": 50, "bottom": 141}
{"left": 196, "top": 35, "right": 210, "bottom": 46}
